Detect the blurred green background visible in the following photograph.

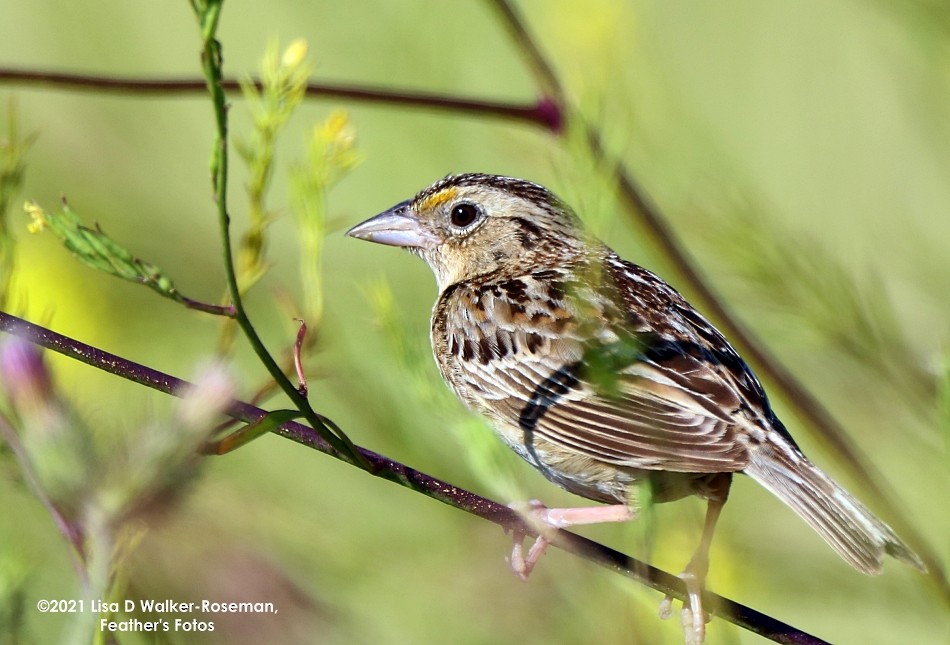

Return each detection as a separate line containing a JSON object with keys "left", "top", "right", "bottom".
{"left": 1, "top": 1, "right": 948, "bottom": 643}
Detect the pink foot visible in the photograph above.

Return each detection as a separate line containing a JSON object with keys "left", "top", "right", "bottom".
{"left": 506, "top": 500, "right": 634, "bottom": 580}
{"left": 508, "top": 529, "right": 550, "bottom": 581}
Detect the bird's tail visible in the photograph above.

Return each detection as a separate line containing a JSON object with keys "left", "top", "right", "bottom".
{"left": 744, "top": 440, "right": 925, "bottom": 574}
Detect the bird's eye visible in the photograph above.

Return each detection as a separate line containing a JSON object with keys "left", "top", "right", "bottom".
{"left": 450, "top": 203, "right": 480, "bottom": 228}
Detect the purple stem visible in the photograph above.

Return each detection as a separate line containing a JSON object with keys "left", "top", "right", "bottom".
{"left": 0, "top": 69, "right": 562, "bottom": 132}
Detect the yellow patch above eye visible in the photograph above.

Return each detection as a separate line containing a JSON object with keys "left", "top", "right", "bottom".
{"left": 418, "top": 187, "right": 459, "bottom": 212}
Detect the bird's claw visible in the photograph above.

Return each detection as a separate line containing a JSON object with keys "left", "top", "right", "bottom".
{"left": 506, "top": 501, "right": 554, "bottom": 580}
{"left": 659, "top": 571, "right": 710, "bottom": 644}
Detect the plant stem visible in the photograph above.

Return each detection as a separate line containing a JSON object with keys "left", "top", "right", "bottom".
{"left": 190, "top": 3, "right": 369, "bottom": 470}
{"left": 0, "top": 68, "right": 560, "bottom": 131}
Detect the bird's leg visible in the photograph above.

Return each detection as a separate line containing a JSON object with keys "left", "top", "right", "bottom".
{"left": 507, "top": 499, "right": 635, "bottom": 581}
{"left": 659, "top": 473, "right": 731, "bottom": 645}
{"left": 658, "top": 498, "right": 722, "bottom": 643}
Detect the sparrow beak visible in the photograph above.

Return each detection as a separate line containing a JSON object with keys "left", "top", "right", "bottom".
{"left": 346, "top": 200, "right": 440, "bottom": 250}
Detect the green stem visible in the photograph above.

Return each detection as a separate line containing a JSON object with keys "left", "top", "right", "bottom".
{"left": 191, "top": 1, "right": 369, "bottom": 470}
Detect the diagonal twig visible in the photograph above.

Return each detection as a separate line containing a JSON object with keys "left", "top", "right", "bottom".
{"left": 0, "top": 310, "right": 827, "bottom": 644}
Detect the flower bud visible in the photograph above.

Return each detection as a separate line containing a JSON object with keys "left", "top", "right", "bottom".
{"left": 176, "top": 361, "right": 234, "bottom": 431}
{"left": 281, "top": 39, "right": 308, "bottom": 68}
{"left": 0, "top": 336, "right": 93, "bottom": 509}
{"left": 0, "top": 336, "right": 53, "bottom": 416}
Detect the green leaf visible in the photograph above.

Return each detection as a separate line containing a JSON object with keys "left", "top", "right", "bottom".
{"left": 206, "top": 409, "right": 304, "bottom": 454}
{"left": 580, "top": 330, "right": 657, "bottom": 399}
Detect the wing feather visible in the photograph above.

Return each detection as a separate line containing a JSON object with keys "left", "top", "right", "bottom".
{"left": 456, "top": 328, "right": 747, "bottom": 472}
{"left": 436, "top": 260, "right": 759, "bottom": 475}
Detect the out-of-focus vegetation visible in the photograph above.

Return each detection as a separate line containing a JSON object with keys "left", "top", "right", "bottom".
{"left": 1, "top": 2, "right": 948, "bottom": 644}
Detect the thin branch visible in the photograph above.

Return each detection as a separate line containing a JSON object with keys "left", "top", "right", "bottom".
{"left": 292, "top": 318, "right": 308, "bottom": 397}
{"left": 179, "top": 297, "right": 235, "bottom": 317}
{"left": 488, "top": 0, "right": 949, "bottom": 603}
{"left": 0, "top": 68, "right": 561, "bottom": 131}
{"left": 486, "top": 0, "right": 563, "bottom": 103}
{"left": 0, "top": 310, "right": 826, "bottom": 644}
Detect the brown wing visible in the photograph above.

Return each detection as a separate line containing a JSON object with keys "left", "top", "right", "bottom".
{"left": 439, "top": 258, "right": 760, "bottom": 473}
{"left": 456, "top": 328, "right": 749, "bottom": 473}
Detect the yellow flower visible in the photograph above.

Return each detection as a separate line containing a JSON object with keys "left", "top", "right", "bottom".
{"left": 316, "top": 111, "right": 358, "bottom": 172}
{"left": 281, "top": 38, "right": 309, "bottom": 69}
{"left": 24, "top": 201, "right": 47, "bottom": 233}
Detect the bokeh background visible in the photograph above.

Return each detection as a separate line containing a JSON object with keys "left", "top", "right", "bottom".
{"left": 1, "top": 1, "right": 948, "bottom": 643}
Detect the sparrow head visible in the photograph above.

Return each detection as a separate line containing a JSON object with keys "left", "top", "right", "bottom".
{"left": 347, "top": 173, "right": 588, "bottom": 289}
